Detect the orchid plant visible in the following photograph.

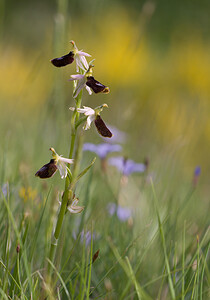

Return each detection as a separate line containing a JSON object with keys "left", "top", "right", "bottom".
{"left": 35, "top": 41, "right": 112, "bottom": 278}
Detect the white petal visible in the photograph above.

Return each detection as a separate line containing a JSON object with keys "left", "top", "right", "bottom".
{"left": 77, "top": 106, "right": 94, "bottom": 116}
{"left": 69, "top": 74, "right": 85, "bottom": 81}
{"left": 83, "top": 106, "right": 95, "bottom": 116}
{"left": 75, "top": 56, "right": 88, "bottom": 71}
{"left": 79, "top": 55, "right": 89, "bottom": 70}
{"left": 78, "top": 51, "right": 91, "bottom": 57}
{"left": 69, "top": 107, "right": 76, "bottom": 112}
{"left": 67, "top": 205, "right": 84, "bottom": 214}
{"left": 73, "top": 77, "right": 86, "bottom": 98}
{"left": 83, "top": 115, "right": 95, "bottom": 130}
{"left": 59, "top": 157, "right": 74, "bottom": 164}
{"left": 85, "top": 85, "right": 92, "bottom": 95}
{"left": 76, "top": 107, "right": 89, "bottom": 114}
{"left": 57, "top": 161, "right": 67, "bottom": 179}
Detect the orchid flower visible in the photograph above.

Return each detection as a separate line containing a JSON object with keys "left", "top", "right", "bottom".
{"left": 69, "top": 65, "right": 110, "bottom": 98}
{"left": 69, "top": 104, "right": 112, "bottom": 137}
{"left": 51, "top": 40, "right": 90, "bottom": 71}
{"left": 35, "top": 148, "right": 74, "bottom": 179}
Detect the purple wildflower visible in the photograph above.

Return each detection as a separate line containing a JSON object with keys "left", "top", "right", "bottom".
{"left": 80, "top": 230, "right": 95, "bottom": 247}
{"left": 73, "top": 230, "right": 95, "bottom": 247}
{"left": 1, "top": 183, "right": 9, "bottom": 198}
{"left": 193, "top": 166, "right": 201, "bottom": 187}
{"left": 108, "top": 156, "right": 146, "bottom": 176}
{"left": 107, "top": 202, "right": 132, "bottom": 222}
{"left": 117, "top": 205, "right": 132, "bottom": 221}
{"left": 83, "top": 143, "right": 122, "bottom": 160}
{"left": 194, "top": 166, "right": 201, "bottom": 177}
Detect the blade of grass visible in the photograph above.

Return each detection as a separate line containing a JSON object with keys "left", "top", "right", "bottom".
{"left": 78, "top": 231, "right": 87, "bottom": 300}
{"left": 0, "top": 260, "right": 22, "bottom": 292}
{"left": 200, "top": 242, "right": 210, "bottom": 299}
{"left": 108, "top": 238, "right": 152, "bottom": 300}
{"left": 86, "top": 223, "right": 93, "bottom": 300}
{"left": 78, "top": 169, "right": 93, "bottom": 234}
{"left": 1, "top": 191, "right": 33, "bottom": 298}
{"left": 182, "top": 220, "right": 186, "bottom": 300}
{"left": 150, "top": 179, "right": 176, "bottom": 300}
{"left": 125, "top": 256, "right": 142, "bottom": 299}
{"left": 191, "top": 236, "right": 201, "bottom": 299}
{"left": 0, "top": 288, "right": 10, "bottom": 300}
{"left": 157, "top": 266, "right": 167, "bottom": 299}
{"left": 173, "top": 242, "right": 177, "bottom": 286}
{"left": 60, "top": 231, "right": 82, "bottom": 273}
{"left": 2, "top": 187, "right": 11, "bottom": 294}
{"left": 175, "top": 226, "right": 209, "bottom": 290}
{"left": 46, "top": 258, "right": 71, "bottom": 300}
{"left": 10, "top": 214, "right": 29, "bottom": 294}
{"left": 29, "top": 186, "right": 52, "bottom": 262}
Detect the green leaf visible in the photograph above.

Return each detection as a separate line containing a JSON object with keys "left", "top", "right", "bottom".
{"left": 76, "top": 157, "right": 96, "bottom": 183}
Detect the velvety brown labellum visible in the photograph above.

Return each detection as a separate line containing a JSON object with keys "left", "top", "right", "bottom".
{"left": 94, "top": 115, "right": 112, "bottom": 138}
{"left": 51, "top": 51, "right": 74, "bottom": 67}
{"left": 86, "top": 76, "right": 110, "bottom": 94}
{"left": 35, "top": 159, "right": 57, "bottom": 179}
{"left": 92, "top": 249, "right": 100, "bottom": 263}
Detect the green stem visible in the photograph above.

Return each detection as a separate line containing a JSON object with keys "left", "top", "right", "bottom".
{"left": 47, "top": 90, "right": 83, "bottom": 277}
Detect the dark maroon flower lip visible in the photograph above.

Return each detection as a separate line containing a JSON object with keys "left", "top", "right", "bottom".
{"left": 35, "top": 159, "right": 58, "bottom": 179}
{"left": 94, "top": 115, "right": 112, "bottom": 138}
{"left": 86, "top": 76, "right": 110, "bottom": 94}
{"left": 51, "top": 51, "right": 74, "bottom": 67}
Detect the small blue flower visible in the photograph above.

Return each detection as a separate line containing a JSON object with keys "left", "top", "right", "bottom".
{"left": 107, "top": 202, "right": 132, "bottom": 222}
{"left": 194, "top": 166, "right": 201, "bottom": 177}
{"left": 80, "top": 230, "right": 95, "bottom": 247}
{"left": 193, "top": 166, "right": 201, "bottom": 187}
{"left": 73, "top": 230, "right": 96, "bottom": 247}
{"left": 83, "top": 143, "right": 122, "bottom": 160}
{"left": 1, "top": 183, "right": 9, "bottom": 198}
{"left": 117, "top": 206, "right": 132, "bottom": 221}
{"left": 108, "top": 156, "right": 146, "bottom": 176}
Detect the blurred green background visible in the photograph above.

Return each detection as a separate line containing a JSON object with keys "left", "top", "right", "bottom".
{"left": 1, "top": 0, "right": 210, "bottom": 187}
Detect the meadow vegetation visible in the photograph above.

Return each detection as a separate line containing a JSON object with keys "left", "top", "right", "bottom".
{"left": 0, "top": 0, "right": 209, "bottom": 299}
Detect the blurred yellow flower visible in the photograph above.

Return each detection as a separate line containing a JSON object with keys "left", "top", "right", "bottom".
{"left": 19, "top": 186, "right": 37, "bottom": 203}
